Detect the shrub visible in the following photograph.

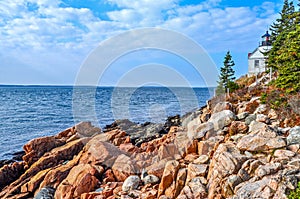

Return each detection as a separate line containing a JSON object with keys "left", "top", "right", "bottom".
{"left": 288, "top": 181, "right": 300, "bottom": 199}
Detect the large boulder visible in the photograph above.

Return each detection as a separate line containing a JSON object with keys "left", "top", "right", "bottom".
{"left": 174, "top": 168, "right": 187, "bottom": 197}
{"left": 80, "top": 139, "right": 124, "bottom": 167}
{"left": 287, "top": 126, "right": 300, "bottom": 145}
{"left": 186, "top": 163, "right": 208, "bottom": 184}
{"left": 158, "top": 143, "right": 180, "bottom": 160}
{"left": 0, "top": 162, "right": 25, "bottom": 190}
{"left": 212, "top": 102, "right": 233, "bottom": 114}
{"left": 112, "top": 154, "right": 139, "bottom": 181}
{"left": 207, "top": 142, "right": 247, "bottom": 199}
{"left": 23, "top": 136, "right": 65, "bottom": 166}
{"left": 158, "top": 160, "right": 180, "bottom": 197}
{"left": 21, "top": 168, "right": 51, "bottom": 193}
{"left": 187, "top": 122, "right": 215, "bottom": 140}
{"left": 174, "top": 131, "right": 198, "bottom": 157}
{"left": 177, "top": 177, "right": 207, "bottom": 198}
{"left": 198, "top": 136, "right": 224, "bottom": 156}
{"left": 146, "top": 158, "right": 172, "bottom": 179}
{"left": 229, "top": 121, "right": 249, "bottom": 135}
{"left": 104, "top": 119, "right": 165, "bottom": 146}
{"left": 237, "top": 126, "right": 286, "bottom": 152}
{"left": 75, "top": 121, "right": 101, "bottom": 137}
{"left": 39, "top": 152, "right": 83, "bottom": 189}
{"left": 0, "top": 138, "right": 88, "bottom": 198}
{"left": 181, "top": 110, "right": 202, "bottom": 129}
{"left": 55, "top": 164, "right": 100, "bottom": 199}
{"left": 22, "top": 123, "right": 94, "bottom": 166}
{"left": 122, "top": 175, "right": 141, "bottom": 192}
{"left": 208, "top": 110, "right": 236, "bottom": 131}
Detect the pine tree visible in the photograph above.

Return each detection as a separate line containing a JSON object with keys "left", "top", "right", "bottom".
{"left": 268, "top": 0, "right": 295, "bottom": 70}
{"left": 269, "top": 0, "right": 295, "bottom": 42}
{"left": 267, "top": 0, "right": 300, "bottom": 92}
{"left": 274, "top": 24, "right": 300, "bottom": 92}
{"left": 216, "top": 51, "right": 238, "bottom": 95}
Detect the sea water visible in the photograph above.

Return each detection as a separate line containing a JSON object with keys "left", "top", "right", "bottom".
{"left": 0, "top": 86, "right": 212, "bottom": 159}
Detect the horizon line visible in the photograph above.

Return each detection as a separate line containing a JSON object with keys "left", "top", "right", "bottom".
{"left": 0, "top": 84, "right": 217, "bottom": 89}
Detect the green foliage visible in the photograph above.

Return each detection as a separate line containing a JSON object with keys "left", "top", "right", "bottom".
{"left": 268, "top": 0, "right": 295, "bottom": 70}
{"left": 288, "top": 181, "right": 300, "bottom": 199}
{"left": 264, "top": 90, "right": 289, "bottom": 110}
{"left": 269, "top": 0, "right": 295, "bottom": 42}
{"left": 267, "top": 0, "right": 300, "bottom": 92}
{"left": 261, "top": 93, "right": 267, "bottom": 104}
{"left": 215, "top": 82, "right": 225, "bottom": 96}
{"left": 274, "top": 25, "right": 300, "bottom": 92}
{"left": 216, "top": 51, "right": 238, "bottom": 95}
{"left": 227, "top": 81, "right": 239, "bottom": 92}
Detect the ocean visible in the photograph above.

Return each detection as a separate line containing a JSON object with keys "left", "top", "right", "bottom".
{"left": 0, "top": 86, "right": 213, "bottom": 160}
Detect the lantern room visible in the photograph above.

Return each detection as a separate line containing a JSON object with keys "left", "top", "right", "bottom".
{"left": 260, "top": 31, "right": 271, "bottom": 47}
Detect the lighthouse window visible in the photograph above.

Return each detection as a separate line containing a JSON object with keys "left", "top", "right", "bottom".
{"left": 255, "top": 60, "right": 259, "bottom": 67}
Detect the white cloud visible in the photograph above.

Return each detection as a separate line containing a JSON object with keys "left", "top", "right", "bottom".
{"left": 0, "top": 0, "right": 282, "bottom": 84}
{"left": 106, "top": 0, "right": 179, "bottom": 27}
{"left": 106, "top": 0, "right": 178, "bottom": 10}
{"left": 161, "top": 2, "right": 279, "bottom": 52}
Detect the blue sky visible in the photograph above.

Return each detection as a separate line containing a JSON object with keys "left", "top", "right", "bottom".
{"left": 0, "top": 0, "right": 297, "bottom": 86}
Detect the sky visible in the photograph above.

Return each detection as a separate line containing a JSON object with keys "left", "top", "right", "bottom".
{"left": 0, "top": 0, "right": 297, "bottom": 86}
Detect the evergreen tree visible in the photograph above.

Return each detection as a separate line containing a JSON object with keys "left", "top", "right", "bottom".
{"left": 268, "top": 0, "right": 295, "bottom": 70}
{"left": 269, "top": 0, "right": 295, "bottom": 42}
{"left": 274, "top": 24, "right": 300, "bottom": 92}
{"left": 216, "top": 51, "right": 238, "bottom": 95}
{"left": 295, "top": 0, "right": 300, "bottom": 25}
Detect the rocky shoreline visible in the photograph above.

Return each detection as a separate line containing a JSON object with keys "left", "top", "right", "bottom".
{"left": 1, "top": 76, "right": 300, "bottom": 199}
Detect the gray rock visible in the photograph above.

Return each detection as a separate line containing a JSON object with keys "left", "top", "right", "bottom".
{"left": 248, "top": 121, "right": 267, "bottom": 132}
{"left": 287, "top": 126, "right": 300, "bottom": 145}
{"left": 237, "top": 126, "right": 286, "bottom": 152}
{"left": 288, "top": 159, "right": 300, "bottom": 168}
{"left": 181, "top": 110, "right": 202, "bottom": 129}
{"left": 141, "top": 171, "right": 160, "bottom": 185}
{"left": 106, "top": 119, "right": 166, "bottom": 146}
{"left": 208, "top": 110, "right": 236, "bottom": 131}
{"left": 187, "top": 177, "right": 208, "bottom": 198}
{"left": 34, "top": 187, "right": 55, "bottom": 199}
{"left": 187, "top": 122, "right": 214, "bottom": 140}
{"left": 255, "top": 163, "right": 281, "bottom": 178}
{"left": 224, "top": 175, "right": 242, "bottom": 196}
{"left": 245, "top": 114, "right": 256, "bottom": 125}
{"left": 122, "top": 175, "right": 141, "bottom": 192}
{"left": 212, "top": 102, "right": 233, "bottom": 114}
{"left": 75, "top": 121, "right": 101, "bottom": 137}
{"left": 234, "top": 178, "right": 269, "bottom": 198}
{"left": 237, "top": 112, "right": 249, "bottom": 120}
{"left": 256, "top": 114, "right": 270, "bottom": 124}
{"left": 254, "top": 104, "right": 267, "bottom": 114}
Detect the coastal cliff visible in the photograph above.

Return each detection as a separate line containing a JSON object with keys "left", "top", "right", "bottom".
{"left": 0, "top": 73, "right": 300, "bottom": 199}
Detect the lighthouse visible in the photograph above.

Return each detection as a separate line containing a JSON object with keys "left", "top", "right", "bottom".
{"left": 248, "top": 31, "right": 272, "bottom": 76}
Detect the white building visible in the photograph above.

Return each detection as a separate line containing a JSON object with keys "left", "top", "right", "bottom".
{"left": 248, "top": 31, "right": 272, "bottom": 76}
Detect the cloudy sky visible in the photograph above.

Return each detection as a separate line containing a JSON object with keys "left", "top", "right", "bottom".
{"left": 0, "top": 0, "right": 296, "bottom": 86}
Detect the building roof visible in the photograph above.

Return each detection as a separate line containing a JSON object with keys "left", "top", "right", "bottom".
{"left": 248, "top": 46, "right": 271, "bottom": 59}
{"left": 262, "top": 31, "right": 270, "bottom": 38}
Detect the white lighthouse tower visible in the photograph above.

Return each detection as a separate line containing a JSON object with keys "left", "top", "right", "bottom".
{"left": 248, "top": 31, "right": 272, "bottom": 76}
